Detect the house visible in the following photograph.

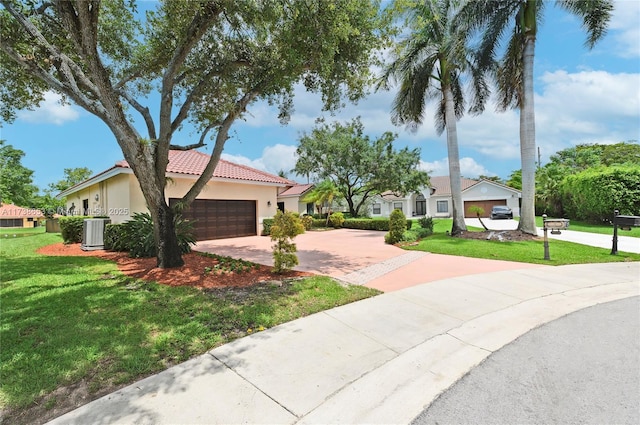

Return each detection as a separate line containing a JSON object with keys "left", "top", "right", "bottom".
{"left": 369, "top": 176, "right": 521, "bottom": 218}
{"left": 276, "top": 183, "right": 316, "bottom": 215}
{"left": 58, "top": 150, "right": 294, "bottom": 240}
{"left": 0, "top": 203, "right": 44, "bottom": 228}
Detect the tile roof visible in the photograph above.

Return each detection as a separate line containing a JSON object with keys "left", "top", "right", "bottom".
{"left": 116, "top": 150, "right": 291, "bottom": 185}
{"left": 429, "top": 176, "right": 479, "bottom": 196}
{"left": 278, "top": 183, "right": 315, "bottom": 197}
{"left": 0, "top": 203, "right": 44, "bottom": 218}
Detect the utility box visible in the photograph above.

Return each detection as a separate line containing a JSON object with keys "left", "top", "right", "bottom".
{"left": 81, "top": 218, "right": 111, "bottom": 251}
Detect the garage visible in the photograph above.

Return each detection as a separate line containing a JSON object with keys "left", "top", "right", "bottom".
{"left": 464, "top": 200, "right": 506, "bottom": 218}
{"left": 171, "top": 199, "right": 257, "bottom": 241}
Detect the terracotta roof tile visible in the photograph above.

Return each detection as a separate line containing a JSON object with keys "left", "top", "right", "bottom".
{"left": 0, "top": 203, "right": 44, "bottom": 218}
{"left": 117, "top": 150, "right": 290, "bottom": 185}
{"left": 278, "top": 183, "right": 314, "bottom": 197}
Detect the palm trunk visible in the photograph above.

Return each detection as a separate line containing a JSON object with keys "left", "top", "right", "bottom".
{"left": 517, "top": 33, "right": 537, "bottom": 235}
{"left": 443, "top": 85, "right": 467, "bottom": 235}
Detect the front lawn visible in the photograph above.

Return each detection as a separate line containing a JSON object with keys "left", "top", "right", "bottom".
{"left": 0, "top": 233, "right": 379, "bottom": 424}
{"left": 405, "top": 218, "right": 640, "bottom": 265}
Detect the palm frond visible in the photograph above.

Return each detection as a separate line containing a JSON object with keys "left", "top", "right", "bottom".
{"left": 557, "top": 0, "right": 614, "bottom": 48}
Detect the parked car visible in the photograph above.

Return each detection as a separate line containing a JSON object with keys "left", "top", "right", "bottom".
{"left": 490, "top": 205, "right": 513, "bottom": 219}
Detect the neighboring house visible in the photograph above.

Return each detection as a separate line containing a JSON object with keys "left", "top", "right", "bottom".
{"left": 369, "top": 176, "right": 521, "bottom": 218}
{"left": 0, "top": 203, "right": 44, "bottom": 228}
{"left": 58, "top": 150, "right": 293, "bottom": 240}
{"left": 276, "top": 183, "right": 315, "bottom": 215}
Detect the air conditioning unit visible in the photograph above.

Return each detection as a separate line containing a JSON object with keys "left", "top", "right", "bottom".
{"left": 81, "top": 218, "right": 111, "bottom": 251}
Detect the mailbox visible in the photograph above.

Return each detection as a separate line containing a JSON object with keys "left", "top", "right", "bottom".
{"left": 615, "top": 215, "right": 640, "bottom": 230}
{"left": 544, "top": 218, "right": 570, "bottom": 230}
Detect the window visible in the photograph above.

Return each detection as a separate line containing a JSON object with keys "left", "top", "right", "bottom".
{"left": 437, "top": 200, "right": 448, "bottom": 213}
{"left": 393, "top": 202, "right": 403, "bottom": 212}
{"left": 373, "top": 203, "right": 381, "bottom": 214}
{"left": 306, "top": 203, "right": 315, "bottom": 215}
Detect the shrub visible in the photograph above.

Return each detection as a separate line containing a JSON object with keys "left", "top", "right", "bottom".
{"left": 301, "top": 215, "right": 313, "bottom": 230}
{"left": 270, "top": 210, "right": 305, "bottom": 273}
{"left": 329, "top": 212, "right": 345, "bottom": 228}
{"left": 341, "top": 218, "right": 386, "bottom": 230}
{"left": 311, "top": 219, "right": 328, "bottom": 228}
{"left": 385, "top": 209, "right": 406, "bottom": 244}
{"left": 406, "top": 219, "right": 413, "bottom": 230}
{"left": 414, "top": 227, "right": 433, "bottom": 239}
{"left": 104, "top": 223, "right": 129, "bottom": 251}
{"left": 561, "top": 165, "right": 640, "bottom": 222}
{"left": 59, "top": 216, "right": 91, "bottom": 243}
{"left": 262, "top": 218, "right": 274, "bottom": 236}
{"left": 116, "top": 212, "right": 195, "bottom": 258}
{"left": 418, "top": 216, "right": 434, "bottom": 233}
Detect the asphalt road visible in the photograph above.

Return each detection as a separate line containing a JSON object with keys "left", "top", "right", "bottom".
{"left": 412, "top": 296, "right": 640, "bottom": 425}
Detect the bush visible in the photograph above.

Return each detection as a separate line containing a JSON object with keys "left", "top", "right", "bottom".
{"left": 385, "top": 209, "right": 406, "bottom": 244}
{"left": 329, "top": 212, "right": 345, "bottom": 228}
{"left": 262, "top": 218, "right": 274, "bottom": 236}
{"left": 343, "top": 218, "right": 388, "bottom": 230}
{"left": 110, "top": 212, "right": 195, "bottom": 258}
{"left": 561, "top": 165, "right": 640, "bottom": 223}
{"left": 418, "top": 216, "right": 434, "bottom": 233}
{"left": 59, "top": 216, "right": 91, "bottom": 243}
{"left": 270, "top": 210, "right": 305, "bottom": 273}
{"left": 301, "top": 215, "right": 313, "bottom": 230}
{"left": 104, "top": 223, "right": 129, "bottom": 251}
{"left": 311, "top": 219, "right": 328, "bottom": 228}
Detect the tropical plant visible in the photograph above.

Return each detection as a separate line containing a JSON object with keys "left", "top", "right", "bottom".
{"left": 329, "top": 212, "right": 345, "bottom": 228}
{"left": 270, "top": 210, "right": 305, "bottom": 273}
{"left": 379, "top": 0, "right": 489, "bottom": 236}
{"left": 462, "top": 0, "right": 614, "bottom": 234}
{"left": 468, "top": 205, "right": 488, "bottom": 231}
{"left": 302, "top": 180, "right": 342, "bottom": 220}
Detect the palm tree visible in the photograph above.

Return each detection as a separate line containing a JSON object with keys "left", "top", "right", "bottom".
{"left": 462, "top": 0, "right": 613, "bottom": 234}
{"left": 303, "top": 180, "right": 341, "bottom": 224}
{"left": 379, "top": 0, "right": 489, "bottom": 236}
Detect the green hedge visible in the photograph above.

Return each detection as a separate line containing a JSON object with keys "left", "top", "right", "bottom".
{"left": 561, "top": 165, "right": 640, "bottom": 223}
{"left": 104, "top": 223, "right": 129, "bottom": 251}
{"left": 262, "top": 218, "right": 275, "bottom": 236}
{"left": 59, "top": 216, "right": 91, "bottom": 243}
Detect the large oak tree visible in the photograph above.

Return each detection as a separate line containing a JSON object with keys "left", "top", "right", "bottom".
{"left": 1, "top": 0, "right": 386, "bottom": 267}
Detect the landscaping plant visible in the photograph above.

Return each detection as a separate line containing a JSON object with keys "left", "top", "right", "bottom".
{"left": 270, "top": 210, "right": 305, "bottom": 273}
{"left": 329, "top": 212, "right": 345, "bottom": 228}
{"left": 385, "top": 208, "right": 407, "bottom": 244}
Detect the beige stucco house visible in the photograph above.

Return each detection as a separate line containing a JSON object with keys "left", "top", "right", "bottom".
{"left": 0, "top": 203, "right": 44, "bottom": 228}
{"left": 58, "top": 150, "right": 295, "bottom": 240}
{"left": 369, "top": 176, "right": 521, "bottom": 218}
{"left": 276, "top": 183, "right": 315, "bottom": 215}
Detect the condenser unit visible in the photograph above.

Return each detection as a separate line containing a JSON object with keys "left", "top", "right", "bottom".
{"left": 81, "top": 218, "right": 111, "bottom": 251}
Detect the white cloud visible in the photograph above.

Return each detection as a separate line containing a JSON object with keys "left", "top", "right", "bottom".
{"left": 222, "top": 143, "right": 298, "bottom": 177}
{"left": 609, "top": 0, "right": 640, "bottom": 58}
{"left": 17, "top": 91, "right": 80, "bottom": 125}
{"left": 420, "top": 157, "right": 495, "bottom": 179}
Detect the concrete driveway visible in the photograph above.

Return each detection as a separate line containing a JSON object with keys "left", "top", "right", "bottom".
{"left": 196, "top": 228, "right": 543, "bottom": 292}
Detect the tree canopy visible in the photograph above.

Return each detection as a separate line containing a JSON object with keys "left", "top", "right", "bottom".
{"left": 1, "top": 0, "right": 387, "bottom": 267}
{"left": 0, "top": 140, "right": 37, "bottom": 206}
{"left": 294, "top": 118, "right": 429, "bottom": 217}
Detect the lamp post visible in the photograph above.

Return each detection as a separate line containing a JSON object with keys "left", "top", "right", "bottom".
{"left": 611, "top": 209, "right": 619, "bottom": 255}
{"left": 542, "top": 214, "right": 550, "bottom": 260}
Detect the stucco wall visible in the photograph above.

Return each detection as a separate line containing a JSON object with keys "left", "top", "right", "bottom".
{"left": 462, "top": 182, "right": 521, "bottom": 216}
{"left": 65, "top": 173, "right": 133, "bottom": 223}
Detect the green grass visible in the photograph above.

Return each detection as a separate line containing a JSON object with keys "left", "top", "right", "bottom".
{"left": 0, "top": 234, "right": 379, "bottom": 419}
{"left": 405, "top": 218, "right": 640, "bottom": 265}
{"left": 0, "top": 226, "right": 46, "bottom": 237}
{"left": 533, "top": 216, "right": 640, "bottom": 238}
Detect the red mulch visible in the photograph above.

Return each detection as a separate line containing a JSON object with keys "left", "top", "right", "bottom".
{"left": 36, "top": 243, "right": 312, "bottom": 289}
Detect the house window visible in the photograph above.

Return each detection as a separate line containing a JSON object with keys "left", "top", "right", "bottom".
{"left": 437, "top": 200, "right": 448, "bottom": 213}
{"left": 393, "top": 202, "right": 403, "bottom": 212}
{"left": 82, "top": 199, "right": 89, "bottom": 215}
{"left": 373, "top": 203, "right": 381, "bottom": 214}
{"left": 306, "top": 202, "right": 314, "bottom": 215}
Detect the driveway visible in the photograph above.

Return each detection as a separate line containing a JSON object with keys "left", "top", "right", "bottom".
{"left": 196, "top": 229, "right": 543, "bottom": 292}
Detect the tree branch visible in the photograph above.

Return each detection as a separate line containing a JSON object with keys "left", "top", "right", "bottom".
{"left": 169, "top": 122, "right": 218, "bottom": 151}
{"left": 118, "top": 89, "right": 157, "bottom": 140}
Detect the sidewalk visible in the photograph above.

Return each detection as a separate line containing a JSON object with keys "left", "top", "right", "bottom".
{"left": 48, "top": 261, "right": 640, "bottom": 425}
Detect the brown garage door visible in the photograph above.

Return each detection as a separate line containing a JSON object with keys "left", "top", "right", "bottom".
{"left": 171, "top": 199, "right": 256, "bottom": 240}
{"left": 464, "top": 200, "right": 506, "bottom": 218}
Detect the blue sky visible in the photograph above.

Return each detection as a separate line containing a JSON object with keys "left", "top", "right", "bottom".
{"left": 2, "top": 0, "right": 639, "bottom": 191}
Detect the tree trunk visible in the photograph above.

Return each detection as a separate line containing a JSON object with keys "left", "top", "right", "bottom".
{"left": 151, "top": 201, "right": 184, "bottom": 268}
{"left": 443, "top": 85, "right": 467, "bottom": 235}
{"left": 517, "top": 32, "right": 537, "bottom": 235}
